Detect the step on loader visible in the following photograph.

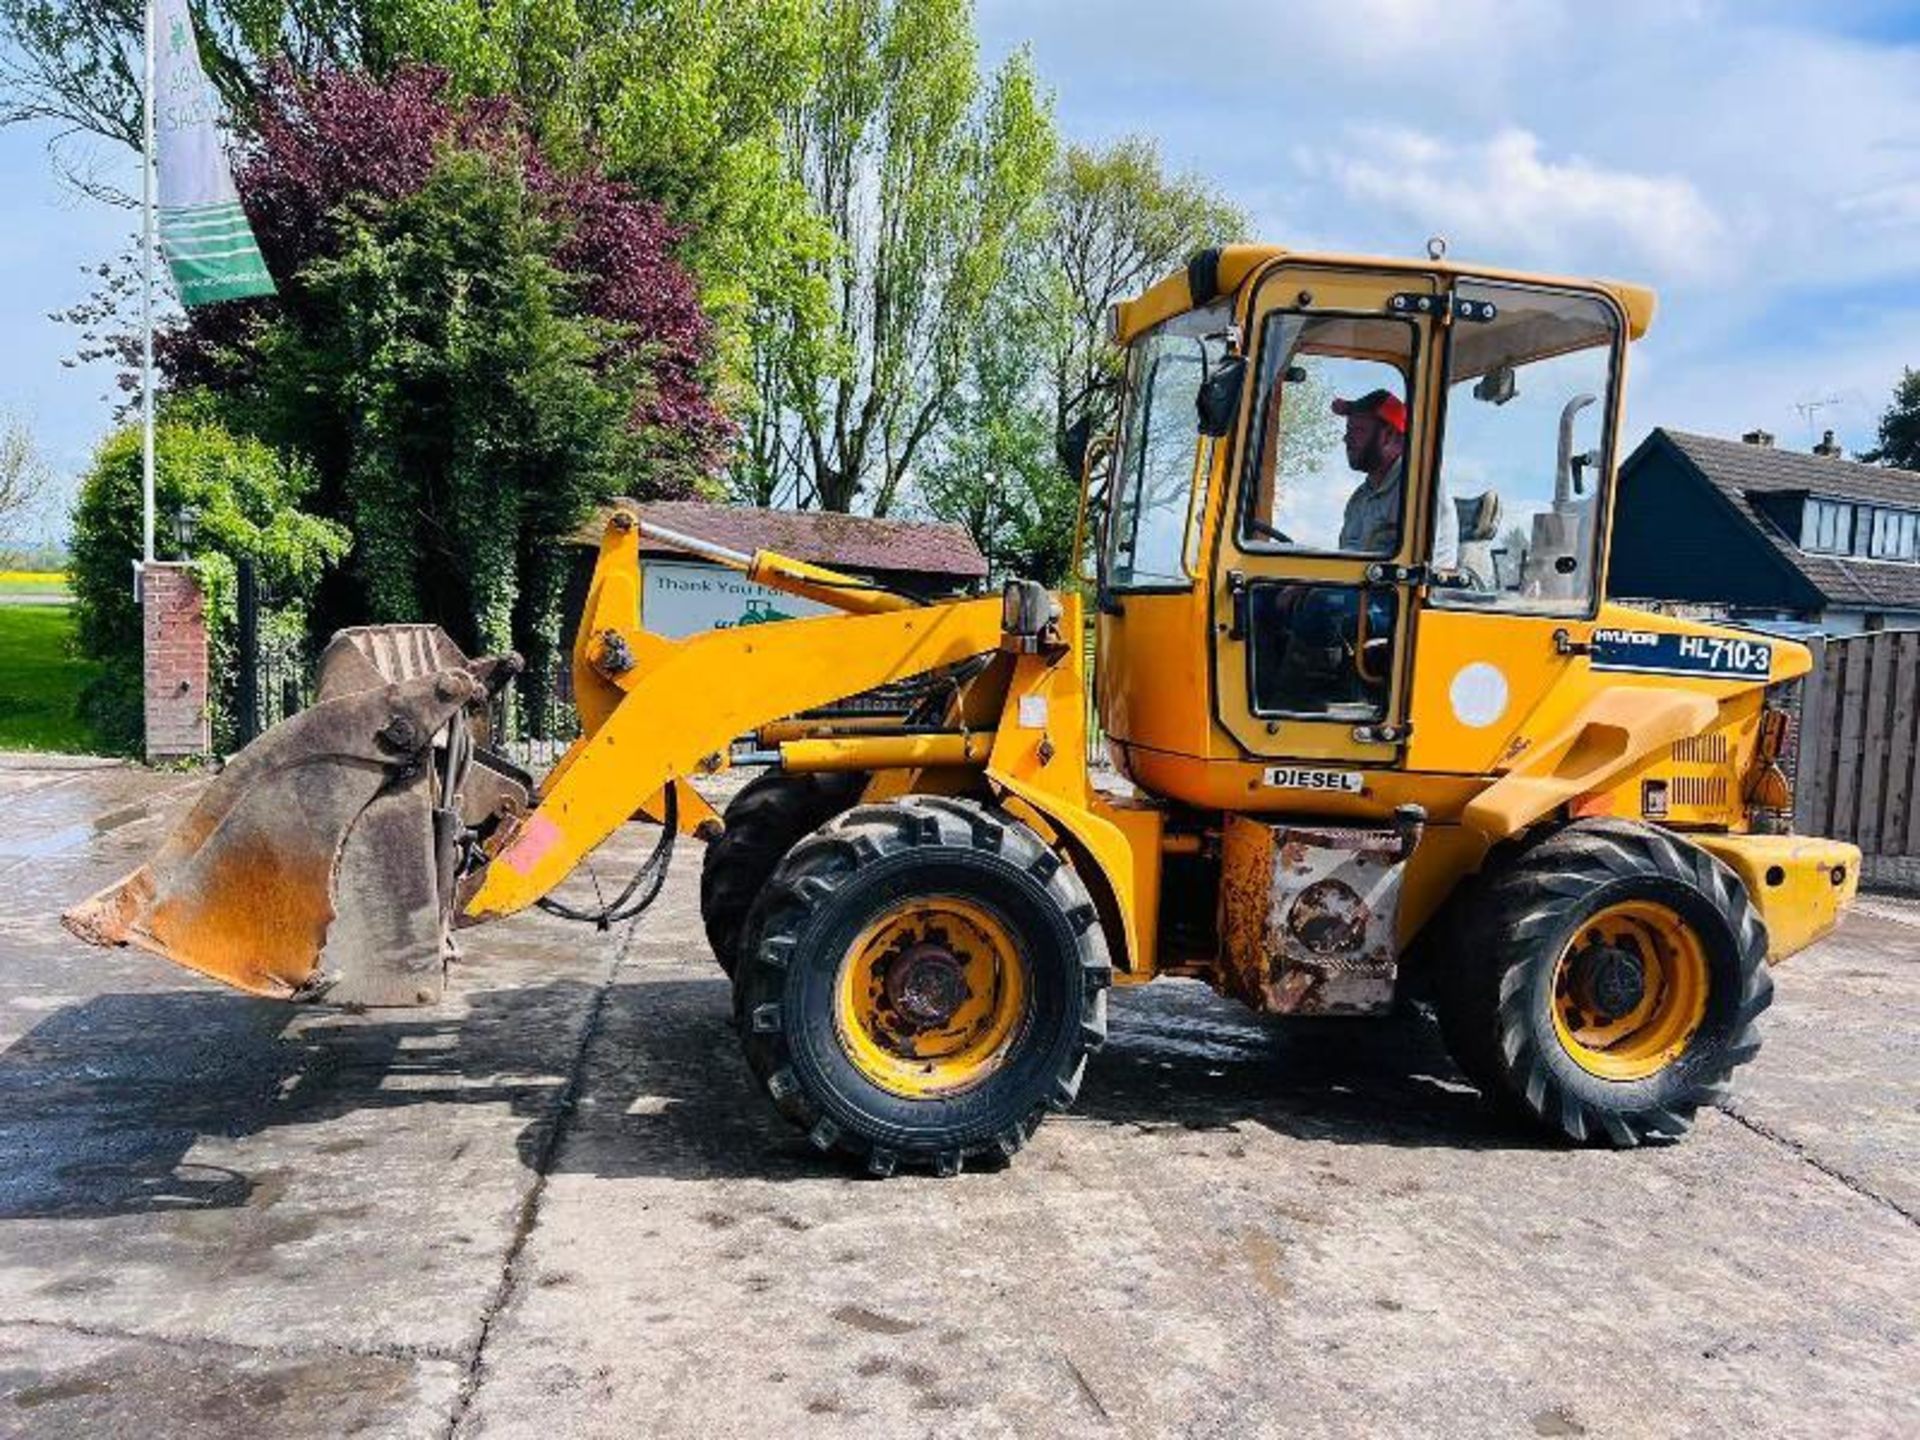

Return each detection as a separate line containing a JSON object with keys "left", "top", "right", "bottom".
{"left": 67, "top": 244, "right": 1860, "bottom": 1174}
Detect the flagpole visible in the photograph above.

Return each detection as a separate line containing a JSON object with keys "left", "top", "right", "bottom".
{"left": 140, "top": 0, "right": 156, "bottom": 569}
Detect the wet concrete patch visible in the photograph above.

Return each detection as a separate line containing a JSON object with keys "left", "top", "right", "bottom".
{"left": 0, "top": 758, "right": 639, "bottom": 1426}
{"left": 0, "top": 1323, "right": 461, "bottom": 1439}
{"left": 456, "top": 908, "right": 1920, "bottom": 1439}
{"left": 0, "top": 802, "right": 153, "bottom": 861}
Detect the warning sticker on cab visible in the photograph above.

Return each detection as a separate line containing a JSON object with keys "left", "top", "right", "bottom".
{"left": 1589, "top": 628, "right": 1772, "bottom": 680}
{"left": 1263, "top": 766, "right": 1365, "bottom": 794}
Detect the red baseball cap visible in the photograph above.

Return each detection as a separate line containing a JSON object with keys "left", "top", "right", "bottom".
{"left": 1332, "top": 389, "right": 1407, "bottom": 434}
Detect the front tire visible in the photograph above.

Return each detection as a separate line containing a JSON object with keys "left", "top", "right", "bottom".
{"left": 1436, "top": 819, "right": 1771, "bottom": 1147}
{"left": 699, "top": 770, "right": 867, "bottom": 976}
{"left": 737, "top": 795, "right": 1111, "bottom": 1175}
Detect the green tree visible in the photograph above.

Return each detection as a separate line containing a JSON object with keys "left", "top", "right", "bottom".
{"left": 1862, "top": 367, "right": 1920, "bottom": 472}
{"left": 917, "top": 135, "right": 1244, "bottom": 578}
{"left": 371, "top": 0, "right": 834, "bottom": 404}
{"left": 68, "top": 410, "right": 349, "bottom": 752}
{"left": 0, "top": 0, "right": 361, "bottom": 174}
{"left": 772, "top": 0, "right": 1055, "bottom": 514}
{"left": 1034, "top": 137, "right": 1245, "bottom": 463}
{"left": 3, "top": 0, "right": 828, "bottom": 415}
{"left": 242, "top": 148, "right": 648, "bottom": 704}
{"left": 916, "top": 289, "right": 1074, "bottom": 581}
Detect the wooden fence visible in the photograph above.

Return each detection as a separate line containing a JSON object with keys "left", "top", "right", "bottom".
{"left": 1792, "top": 629, "right": 1920, "bottom": 889}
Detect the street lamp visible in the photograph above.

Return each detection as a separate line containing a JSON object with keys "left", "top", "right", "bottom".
{"left": 172, "top": 504, "right": 200, "bottom": 552}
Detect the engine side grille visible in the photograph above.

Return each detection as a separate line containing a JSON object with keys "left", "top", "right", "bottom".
{"left": 1671, "top": 774, "right": 1729, "bottom": 810}
{"left": 1672, "top": 733, "right": 1730, "bottom": 766}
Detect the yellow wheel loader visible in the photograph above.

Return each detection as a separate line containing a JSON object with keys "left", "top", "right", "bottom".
{"left": 67, "top": 244, "right": 1861, "bottom": 1174}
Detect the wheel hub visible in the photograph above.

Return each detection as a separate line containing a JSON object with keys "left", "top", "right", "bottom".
{"left": 1551, "top": 900, "right": 1711, "bottom": 1082}
{"left": 885, "top": 941, "right": 972, "bottom": 1027}
{"left": 1569, "top": 941, "right": 1647, "bottom": 1022}
{"left": 835, "top": 898, "right": 1030, "bottom": 1099}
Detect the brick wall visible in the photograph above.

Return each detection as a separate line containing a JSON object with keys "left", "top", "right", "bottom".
{"left": 142, "top": 562, "right": 210, "bottom": 760}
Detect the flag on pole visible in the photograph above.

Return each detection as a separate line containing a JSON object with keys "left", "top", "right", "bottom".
{"left": 153, "top": 0, "right": 275, "bottom": 306}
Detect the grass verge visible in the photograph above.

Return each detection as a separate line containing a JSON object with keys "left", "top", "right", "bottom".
{"left": 0, "top": 604, "right": 102, "bottom": 752}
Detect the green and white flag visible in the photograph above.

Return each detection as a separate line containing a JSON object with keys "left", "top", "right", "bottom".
{"left": 153, "top": 0, "right": 275, "bottom": 305}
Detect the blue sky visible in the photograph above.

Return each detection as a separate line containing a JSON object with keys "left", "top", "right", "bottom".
{"left": 976, "top": 0, "right": 1920, "bottom": 456}
{"left": 0, "top": 123, "right": 139, "bottom": 492}
{"left": 3, "top": 0, "right": 1919, "bottom": 529}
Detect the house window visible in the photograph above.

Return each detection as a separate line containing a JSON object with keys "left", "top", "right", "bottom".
{"left": 1871, "top": 508, "right": 1920, "bottom": 561}
{"left": 1808, "top": 501, "right": 1920, "bottom": 561}
{"left": 1804, "top": 499, "right": 1853, "bottom": 554}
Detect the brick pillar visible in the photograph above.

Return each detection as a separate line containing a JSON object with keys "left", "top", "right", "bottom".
{"left": 142, "top": 562, "right": 211, "bottom": 761}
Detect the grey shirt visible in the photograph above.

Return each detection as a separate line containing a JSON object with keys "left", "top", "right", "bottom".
{"left": 1338, "top": 461, "right": 1457, "bottom": 568}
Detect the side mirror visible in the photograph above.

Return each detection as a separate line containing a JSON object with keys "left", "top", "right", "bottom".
{"left": 1196, "top": 355, "right": 1247, "bottom": 438}
{"left": 1058, "top": 414, "right": 1094, "bottom": 483}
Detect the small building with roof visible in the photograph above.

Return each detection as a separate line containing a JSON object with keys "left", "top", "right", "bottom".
{"left": 1607, "top": 427, "right": 1920, "bottom": 635}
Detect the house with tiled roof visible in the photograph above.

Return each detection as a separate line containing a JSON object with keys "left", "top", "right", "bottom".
{"left": 1607, "top": 427, "right": 1920, "bottom": 635}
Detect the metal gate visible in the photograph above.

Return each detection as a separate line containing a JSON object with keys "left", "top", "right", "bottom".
{"left": 234, "top": 558, "right": 316, "bottom": 749}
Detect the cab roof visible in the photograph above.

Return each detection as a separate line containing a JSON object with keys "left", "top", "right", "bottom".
{"left": 1111, "top": 244, "right": 1657, "bottom": 347}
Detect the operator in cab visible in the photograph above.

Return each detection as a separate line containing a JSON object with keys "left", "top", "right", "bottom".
{"left": 1332, "top": 389, "right": 1457, "bottom": 568}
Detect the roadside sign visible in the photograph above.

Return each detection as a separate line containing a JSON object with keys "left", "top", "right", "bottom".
{"left": 640, "top": 559, "right": 833, "bottom": 639}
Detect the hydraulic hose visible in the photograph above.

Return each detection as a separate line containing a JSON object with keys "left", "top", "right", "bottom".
{"left": 534, "top": 784, "right": 679, "bottom": 930}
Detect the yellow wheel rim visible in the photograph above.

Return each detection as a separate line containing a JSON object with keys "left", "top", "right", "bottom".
{"left": 1551, "top": 900, "right": 1710, "bottom": 1081}
{"left": 833, "top": 897, "right": 1030, "bottom": 1099}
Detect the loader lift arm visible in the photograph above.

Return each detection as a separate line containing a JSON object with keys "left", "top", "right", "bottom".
{"left": 499, "top": 511, "right": 1152, "bottom": 970}
{"left": 461, "top": 532, "right": 1008, "bottom": 921}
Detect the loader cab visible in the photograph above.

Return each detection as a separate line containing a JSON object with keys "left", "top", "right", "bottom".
{"left": 1093, "top": 247, "right": 1638, "bottom": 812}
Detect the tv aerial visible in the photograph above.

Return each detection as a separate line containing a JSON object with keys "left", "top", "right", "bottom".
{"left": 1793, "top": 395, "right": 1842, "bottom": 438}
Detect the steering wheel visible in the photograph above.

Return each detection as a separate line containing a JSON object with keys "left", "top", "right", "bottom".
{"left": 1246, "top": 518, "right": 1293, "bottom": 545}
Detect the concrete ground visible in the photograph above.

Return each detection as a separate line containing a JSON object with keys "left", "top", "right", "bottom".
{"left": 0, "top": 754, "right": 1914, "bottom": 1439}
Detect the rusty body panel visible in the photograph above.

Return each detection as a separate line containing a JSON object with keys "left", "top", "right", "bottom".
{"left": 1219, "top": 811, "right": 1424, "bottom": 1016}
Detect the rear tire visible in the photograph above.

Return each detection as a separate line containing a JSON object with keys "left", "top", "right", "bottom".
{"left": 700, "top": 770, "right": 867, "bottom": 976}
{"left": 1435, "top": 819, "right": 1771, "bottom": 1147}
{"left": 737, "top": 795, "right": 1111, "bottom": 1175}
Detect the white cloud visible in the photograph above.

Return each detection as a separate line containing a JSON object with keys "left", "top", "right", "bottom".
{"left": 1838, "top": 180, "right": 1920, "bottom": 233}
{"left": 1315, "top": 127, "right": 1727, "bottom": 283}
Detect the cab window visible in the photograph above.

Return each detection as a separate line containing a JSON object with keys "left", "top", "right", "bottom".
{"left": 1248, "top": 583, "right": 1399, "bottom": 721}
{"left": 1433, "top": 282, "right": 1620, "bottom": 613}
{"left": 1239, "top": 314, "right": 1419, "bottom": 557}
{"left": 1107, "top": 302, "right": 1230, "bottom": 589}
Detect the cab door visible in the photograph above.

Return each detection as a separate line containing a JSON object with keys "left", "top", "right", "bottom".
{"left": 1210, "top": 265, "right": 1445, "bottom": 768}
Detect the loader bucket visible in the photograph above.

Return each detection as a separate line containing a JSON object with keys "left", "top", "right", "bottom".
{"left": 63, "top": 626, "right": 528, "bottom": 1006}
